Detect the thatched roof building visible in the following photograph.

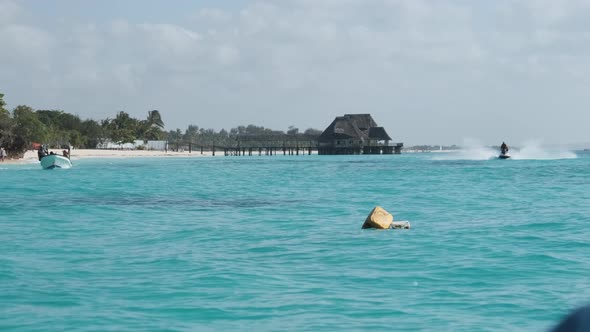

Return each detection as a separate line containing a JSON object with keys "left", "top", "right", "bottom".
{"left": 318, "top": 114, "right": 401, "bottom": 155}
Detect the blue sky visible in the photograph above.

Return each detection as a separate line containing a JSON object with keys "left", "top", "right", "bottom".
{"left": 1, "top": 0, "right": 590, "bottom": 146}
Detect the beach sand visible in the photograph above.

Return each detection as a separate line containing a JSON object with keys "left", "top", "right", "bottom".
{"left": 3, "top": 149, "right": 218, "bottom": 164}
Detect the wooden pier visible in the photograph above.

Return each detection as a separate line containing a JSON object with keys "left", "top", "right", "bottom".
{"left": 168, "top": 134, "right": 402, "bottom": 157}
{"left": 317, "top": 143, "right": 403, "bottom": 155}
{"left": 166, "top": 113, "right": 404, "bottom": 156}
{"left": 223, "top": 133, "right": 318, "bottom": 156}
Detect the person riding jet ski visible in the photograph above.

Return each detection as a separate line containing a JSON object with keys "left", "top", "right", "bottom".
{"left": 500, "top": 142, "right": 509, "bottom": 155}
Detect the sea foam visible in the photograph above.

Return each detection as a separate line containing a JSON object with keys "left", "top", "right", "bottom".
{"left": 433, "top": 139, "right": 577, "bottom": 161}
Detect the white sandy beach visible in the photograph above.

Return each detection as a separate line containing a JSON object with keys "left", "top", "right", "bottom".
{"left": 4, "top": 149, "right": 218, "bottom": 164}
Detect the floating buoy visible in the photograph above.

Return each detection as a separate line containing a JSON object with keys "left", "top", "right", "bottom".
{"left": 362, "top": 206, "right": 393, "bottom": 229}
{"left": 362, "top": 206, "right": 410, "bottom": 229}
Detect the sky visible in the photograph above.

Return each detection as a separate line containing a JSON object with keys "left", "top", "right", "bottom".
{"left": 1, "top": 0, "right": 590, "bottom": 146}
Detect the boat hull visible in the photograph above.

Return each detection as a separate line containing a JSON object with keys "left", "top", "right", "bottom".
{"left": 498, "top": 154, "right": 511, "bottom": 159}
{"left": 40, "top": 155, "right": 72, "bottom": 169}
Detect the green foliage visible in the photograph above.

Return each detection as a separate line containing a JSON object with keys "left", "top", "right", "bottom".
{"left": 184, "top": 125, "right": 200, "bottom": 144}
{"left": 136, "top": 110, "right": 165, "bottom": 140}
{"left": 0, "top": 111, "right": 14, "bottom": 149}
{"left": 102, "top": 111, "right": 139, "bottom": 144}
{"left": 165, "top": 123, "right": 321, "bottom": 149}
{"left": 142, "top": 125, "right": 165, "bottom": 140}
{"left": 37, "top": 110, "right": 88, "bottom": 148}
{"left": 36, "top": 110, "right": 81, "bottom": 131}
{"left": 0, "top": 93, "right": 8, "bottom": 115}
{"left": 147, "top": 110, "right": 164, "bottom": 129}
{"left": 287, "top": 125, "right": 299, "bottom": 135}
{"left": 13, "top": 105, "right": 47, "bottom": 149}
{"left": 66, "top": 130, "right": 84, "bottom": 148}
{"left": 0, "top": 93, "right": 15, "bottom": 152}
{"left": 80, "top": 119, "right": 104, "bottom": 148}
{"left": 1, "top": 92, "right": 176, "bottom": 152}
{"left": 304, "top": 128, "right": 322, "bottom": 135}
{"left": 0, "top": 91, "right": 324, "bottom": 154}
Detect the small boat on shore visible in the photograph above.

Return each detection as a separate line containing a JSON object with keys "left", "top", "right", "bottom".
{"left": 38, "top": 145, "right": 72, "bottom": 169}
{"left": 40, "top": 154, "right": 72, "bottom": 169}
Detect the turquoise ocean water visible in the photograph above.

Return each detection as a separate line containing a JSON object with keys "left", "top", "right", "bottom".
{"left": 1, "top": 149, "right": 589, "bottom": 331}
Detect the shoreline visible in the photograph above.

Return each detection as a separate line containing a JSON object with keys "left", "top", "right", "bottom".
{"left": 2, "top": 149, "right": 219, "bottom": 165}
{"left": 0, "top": 149, "right": 474, "bottom": 165}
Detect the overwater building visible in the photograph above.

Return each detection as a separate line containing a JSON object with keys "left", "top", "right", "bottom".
{"left": 318, "top": 114, "right": 402, "bottom": 155}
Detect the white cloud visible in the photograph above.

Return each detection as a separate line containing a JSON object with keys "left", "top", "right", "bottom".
{"left": 138, "top": 24, "right": 201, "bottom": 53}
{"left": 0, "top": 24, "right": 54, "bottom": 68}
{"left": 216, "top": 45, "right": 240, "bottom": 66}
{"left": 0, "top": 0, "right": 19, "bottom": 24}
{"left": 523, "top": 0, "right": 590, "bottom": 25}
{"left": 193, "top": 8, "right": 233, "bottom": 23}
{"left": 1, "top": 0, "right": 590, "bottom": 144}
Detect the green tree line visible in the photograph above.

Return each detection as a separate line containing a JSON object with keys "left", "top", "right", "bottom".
{"left": 166, "top": 124, "right": 322, "bottom": 150}
{"left": 0, "top": 92, "right": 167, "bottom": 157}
{"left": 0, "top": 92, "right": 322, "bottom": 157}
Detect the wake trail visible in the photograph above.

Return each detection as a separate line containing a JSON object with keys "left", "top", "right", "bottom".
{"left": 432, "top": 140, "right": 577, "bottom": 161}
{"left": 511, "top": 144, "right": 577, "bottom": 160}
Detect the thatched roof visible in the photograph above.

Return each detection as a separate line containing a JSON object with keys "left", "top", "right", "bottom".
{"left": 319, "top": 114, "right": 392, "bottom": 141}
{"left": 345, "top": 114, "right": 377, "bottom": 130}
{"left": 368, "top": 127, "right": 392, "bottom": 141}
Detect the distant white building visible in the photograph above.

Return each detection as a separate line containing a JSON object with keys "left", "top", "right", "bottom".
{"left": 96, "top": 140, "right": 168, "bottom": 151}
{"left": 145, "top": 140, "right": 167, "bottom": 150}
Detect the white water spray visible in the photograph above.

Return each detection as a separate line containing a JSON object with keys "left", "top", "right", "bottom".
{"left": 511, "top": 141, "right": 577, "bottom": 160}
{"left": 433, "top": 139, "right": 577, "bottom": 161}
{"left": 433, "top": 139, "right": 496, "bottom": 160}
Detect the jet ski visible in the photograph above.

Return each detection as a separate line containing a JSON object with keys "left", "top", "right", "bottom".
{"left": 499, "top": 146, "right": 510, "bottom": 159}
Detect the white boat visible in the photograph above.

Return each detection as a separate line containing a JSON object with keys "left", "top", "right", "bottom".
{"left": 40, "top": 154, "right": 72, "bottom": 169}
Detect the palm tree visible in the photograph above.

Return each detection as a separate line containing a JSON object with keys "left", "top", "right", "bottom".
{"left": 139, "top": 110, "right": 165, "bottom": 140}
{"left": 105, "top": 111, "right": 138, "bottom": 144}
{"left": 147, "top": 110, "right": 164, "bottom": 129}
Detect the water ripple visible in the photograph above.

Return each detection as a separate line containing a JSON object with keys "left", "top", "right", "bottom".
{"left": 1, "top": 154, "right": 590, "bottom": 331}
